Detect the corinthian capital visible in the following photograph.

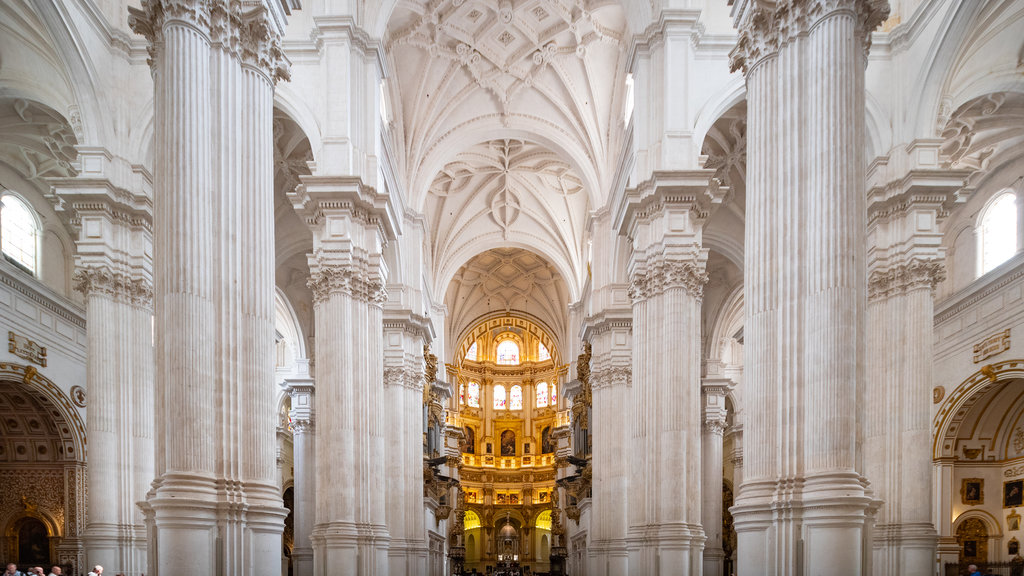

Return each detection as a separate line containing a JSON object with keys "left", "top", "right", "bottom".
{"left": 308, "top": 263, "right": 387, "bottom": 306}
{"left": 867, "top": 258, "right": 945, "bottom": 301}
{"left": 239, "top": 8, "right": 291, "bottom": 83}
{"left": 73, "top": 266, "right": 153, "bottom": 308}
{"left": 129, "top": 0, "right": 212, "bottom": 67}
{"left": 628, "top": 260, "right": 709, "bottom": 302}
{"left": 730, "top": 0, "right": 890, "bottom": 74}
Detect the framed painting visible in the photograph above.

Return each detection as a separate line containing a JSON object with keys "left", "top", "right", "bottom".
{"left": 962, "top": 478, "right": 984, "bottom": 505}
{"left": 1006, "top": 480, "right": 1024, "bottom": 508}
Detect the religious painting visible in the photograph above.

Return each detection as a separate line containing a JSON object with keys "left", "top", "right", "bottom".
{"left": 509, "top": 493, "right": 519, "bottom": 504}
{"left": 501, "top": 430, "right": 516, "bottom": 456}
{"left": 524, "top": 443, "right": 531, "bottom": 454}
{"left": 1010, "top": 538, "right": 1020, "bottom": 556}
{"left": 965, "top": 540, "right": 977, "bottom": 558}
{"left": 496, "top": 493, "right": 508, "bottom": 505}
{"left": 962, "top": 478, "right": 984, "bottom": 505}
{"left": 486, "top": 442, "right": 493, "bottom": 454}
{"left": 1007, "top": 480, "right": 1024, "bottom": 508}
{"left": 464, "top": 426, "right": 476, "bottom": 454}
{"left": 1010, "top": 510, "right": 1022, "bottom": 532}
{"left": 541, "top": 426, "right": 553, "bottom": 454}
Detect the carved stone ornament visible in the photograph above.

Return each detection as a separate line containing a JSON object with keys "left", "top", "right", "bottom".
{"left": 703, "top": 419, "right": 728, "bottom": 436}
{"left": 70, "top": 385, "right": 87, "bottom": 408}
{"left": 628, "top": 259, "right": 709, "bottom": 302}
{"left": 307, "top": 264, "right": 387, "bottom": 306}
{"left": 73, "top": 266, "right": 154, "bottom": 307}
{"left": 933, "top": 386, "right": 945, "bottom": 404}
{"left": 730, "top": 0, "right": 891, "bottom": 74}
{"left": 867, "top": 258, "right": 945, "bottom": 301}
{"left": 8, "top": 331, "right": 47, "bottom": 367}
{"left": 973, "top": 329, "right": 1011, "bottom": 364}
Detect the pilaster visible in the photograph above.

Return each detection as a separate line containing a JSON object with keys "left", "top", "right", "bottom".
{"left": 701, "top": 380, "right": 730, "bottom": 576}
{"left": 289, "top": 175, "right": 394, "bottom": 575}
{"left": 49, "top": 158, "right": 154, "bottom": 576}
{"left": 864, "top": 143, "right": 969, "bottom": 576}
{"left": 285, "top": 376, "right": 316, "bottom": 576}
{"left": 730, "top": 1, "right": 889, "bottom": 575}
{"left": 617, "top": 170, "right": 724, "bottom": 576}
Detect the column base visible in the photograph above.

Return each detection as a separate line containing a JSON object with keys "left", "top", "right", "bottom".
{"left": 146, "top": 473, "right": 220, "bottom": 575}
{"left": 872, "top": 522, "right": 938, "bottom": 576}
{"left": 292, "top": 546, "right": 314, "bottom": 576}
{"left": 627, "top": 523, "right": 704, "bottom": 576}
{"left": 387, "top": 537, "right": 428, "bottom": 576}
{"left": 733, "top": 474, "right": 875, "bottom": 576}
{"left": 703, "top": 545, "right": 726, "bottom": 576}
{"left": 312, "top": 521, "right": 391, "bottom": 576}
{"left": 588, "top": 539, "right": 629, "bottom": 576}
{"left": 83, "top": 523, "right": 148, "bottom": 576}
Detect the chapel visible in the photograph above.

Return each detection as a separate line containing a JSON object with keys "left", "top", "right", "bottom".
{"left": 0, "top": 0, "right": 1022, "bottom": 575}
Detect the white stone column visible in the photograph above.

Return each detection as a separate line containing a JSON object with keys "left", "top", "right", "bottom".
{"left": 130, "top": 2, "right": 289, "bottom": 573}
{"left": 701, "top": 381, "right": 729, "bottom": 576}
{"left": 864, "top": 149, "right": 967, "bottom": 576}
{"left": 53, "top": 164, "right": 154, "bottom": 576}
{"left": 618, "top": 173, "right": 724, "bottom": 576}
{"left": 286, "top": 379, "right": 316, "bottom": 576}
{"left": 290, "top": 178, "right": 396, "bottom": 576}
{"left": 729, "top": 2, "right": 889, "bottom": 574}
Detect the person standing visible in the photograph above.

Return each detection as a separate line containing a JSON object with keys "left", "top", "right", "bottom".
{"left": 968, "top": 564, "right": 982, "bottom": 576}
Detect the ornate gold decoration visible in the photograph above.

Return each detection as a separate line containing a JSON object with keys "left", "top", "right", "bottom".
{"left": 8, "top": 331, "right": 47, "bottom": 367}
{"left": 70, "top": 385, "right": 86, "bottom": 408}
{"left": 1009, "top": 510, "right": 1021, "bottom": 532}
{"left": 963, "top": 447, "right": 982, "bottom": 460}
{"left": 957, "top": 517, "right": 988, "bottom": 563}
{"left": 974, "top": 329, "right": 1012, "bottom": 364}
{"left": 22, "top": 364, "right": 37, "bottom": 385}
{"left": 571, "top": 342, "right": 592, "bottom": 430}
{"left": 981, "top": 364, "right": 1000, "bottom": 383}
{"left": 933, "top": 386, "right": 945, "bottom": 404}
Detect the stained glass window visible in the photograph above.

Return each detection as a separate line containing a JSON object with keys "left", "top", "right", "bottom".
{"left": 538, "top": 343, "right": 550, "bottom": 361}
{"left": 459, "top": 383, "right": 465, "bottom": 405}
{"left": 496, "top": 340, "right": 519, "bottom": 365}
{"left": 1, "top": 194, "right": 38, "bottom": 274}
{"left": 550, "top": 383, "right": 557, "bottom": 406}
{"left": 465, "top": 341, "right": 478, "bottom": 361}
{"left": 510, "top": 385, "right": 523, "bottom": 410}
{"left": 467, "top": 382, "right": 480, "bottom": 407}
{"left": 980, "top": 192, "right": 1018, "bottom": 275}
{"left": 536, "top": 382, "right": 549, "bottom": 407}
{"left": 494, "top": 384, "right": 507, "bottom": 409}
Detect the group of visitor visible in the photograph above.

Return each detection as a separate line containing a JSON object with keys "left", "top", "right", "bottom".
{"left": 4, "top": 563, "right": 102, "bottom": 576}
{"left": 3, "top": 564, "right": 61, "bottom": 576}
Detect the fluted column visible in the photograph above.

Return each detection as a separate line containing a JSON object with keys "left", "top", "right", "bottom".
{"left": 50, "top": 149, "right": 155, "bottom": 576}
{"left": 286, "top": 379, "right": 316, "bottom": 576}
{"left": 701, "top": 382, "right": 729, "bottom": 576}
{"left": 130, "top": 1, "right": 289, "bottom": 573}
{"left": 617, "top": 172, "right": 723, "bottom": 576}
{"left": 290, "top": 178, "right": 396, "bottom": 576}
{"left": 729, "top": 1, "right": 889, "bottom": 574}
{"left": 864, "top": 151, "right": 967, "bottom": 575}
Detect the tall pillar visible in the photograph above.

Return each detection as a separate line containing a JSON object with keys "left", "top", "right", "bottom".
{"left": 617, "top": 173, "right": 725, "bottom": 576}
{"left": 382, "top": 317, "right": 433, "bottom": 576}
{"left": 52, "top": 157, "right": 154, "bottom": 576}
{"left": 286, "top": 378, "right": 316, "bottom": 576}
{"left": 864, "top": 145, "right": 968, "bottom": 575}
{"left": 729, "top": 2, "right": 890, "bottom": 574}
{"left": 129, "top": 1, "right": 289, "bottom": 573}
{"left": 701, "top": 381, "right": 729, "bottom": 576}
{"left": 290, "top": 178, "right": 396, "bottom": 576}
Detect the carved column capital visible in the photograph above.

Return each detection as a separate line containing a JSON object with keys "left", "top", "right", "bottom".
{"left": 73, "top": 266, "right": 153, "bottom": 308}
{"left": 308, "top": 263, "right": 387, "bottom": 306}
{"left": 238, "top": 8, "right": 291, "bottom": 83}
{"left": 628, "top": 259, "right": 709, "bottom": 302}
{"left": 703, "top": 420, "right": 728, "bottom": 437}
{"left": 867, "top": 258, "right": 946, "bottom": 301}
{"left": 129, "top": 0, "right": 213, "bottom": 68}
{"left": 730, "top": 0, "right": 890, "bottom": 74}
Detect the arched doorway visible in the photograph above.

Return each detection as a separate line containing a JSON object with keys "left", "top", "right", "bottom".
{"left": 0, "top": 364, "right": 87, "bottom": 572}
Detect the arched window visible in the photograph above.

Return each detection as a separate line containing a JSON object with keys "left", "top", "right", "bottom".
{"left": 1, "top": 194, "right": 39, "bottom": 274}
{"left": 467, "top": 382, "right": 480, "bottom": 407}
{"left": 550, "top": 383, "right": 557, "bottom": 406}
{"left": 465, "top": 341, "right": 478, "bottom": 361}
{"left": 459, "top": 383, "right": 465, "bottom": 405}
{"left": 494, "top": 384, "right": 507, "bottom": 409}
{"left": 496, "top": 340, "right": 519, "bottom": 365}
{"left": 979, "top": 192, "right": 1018, "bottom": 276}
{"left": 510, "top": 385, "right": 523, "bottom": 410}
{"left": 536, "top": 382, "right": 549, "bottom": 408}
{"left": 538, "top": 343, "right": 551, "bottom": 362}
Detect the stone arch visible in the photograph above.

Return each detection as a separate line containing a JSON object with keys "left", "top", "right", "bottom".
{"left": 933, "top": 359, "right": 1024, "bottom": 459}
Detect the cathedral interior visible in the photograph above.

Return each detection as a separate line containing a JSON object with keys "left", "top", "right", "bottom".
{"left": 1, "top": 0, "right": 1024, "bottom": 575}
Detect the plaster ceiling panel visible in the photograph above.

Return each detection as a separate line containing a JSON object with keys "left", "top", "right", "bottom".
{"left": 386, "top": 0, "right": 628, "bottom": 210}
{"left": 0, "top": 98, "right": 78, "bottom": 185}
{"left": 445, "top": 246, "right": 570, "bottom": 353}
{"left": 427, "top": 139, "right": 588, "bottom": 298}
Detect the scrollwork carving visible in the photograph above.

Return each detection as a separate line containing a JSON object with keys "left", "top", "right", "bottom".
{"left": 628, "top": 260, "right": 709, "bottom": 302}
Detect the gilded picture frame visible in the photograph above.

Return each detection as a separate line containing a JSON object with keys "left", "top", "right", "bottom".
{"left": 1006, "top": 480, "right": 1024, "bottom": 508}
{"left": 1009, "top": 510, "right": 1021, "bottom": 532}
{"left": 962, "top": 478, "right": 984, "bottom": 505}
